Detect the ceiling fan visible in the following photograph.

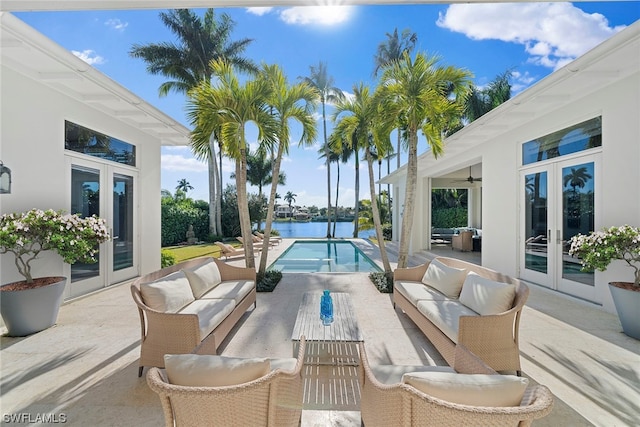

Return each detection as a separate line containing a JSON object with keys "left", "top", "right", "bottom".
{"left": 454, "top": 166, "right": 482, "bottom": 184}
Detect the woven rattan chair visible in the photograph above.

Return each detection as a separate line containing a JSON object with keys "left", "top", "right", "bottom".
{"left": 147, "top": 337, "right": 307, "bottom": 427}
{"left": 358, "top": 342, "right": 553, "bottom": 427}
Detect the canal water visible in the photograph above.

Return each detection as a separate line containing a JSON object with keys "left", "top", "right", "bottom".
{"left": 269, "top": 221, "right": 374, "bottom": 239}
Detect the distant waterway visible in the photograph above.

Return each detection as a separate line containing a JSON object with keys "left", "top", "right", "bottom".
{"left": 268, "top": 221, "right": 374, "bottom": 239}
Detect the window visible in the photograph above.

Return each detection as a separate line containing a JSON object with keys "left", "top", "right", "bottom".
{"left": 65, "top": 121, "right": 136, "bottom": 166}
{"left": 522, "top": 117, "right": 602, "bottom": 165}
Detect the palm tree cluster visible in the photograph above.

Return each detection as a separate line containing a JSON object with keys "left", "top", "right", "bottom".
{"left": 132, "top": 10, "right": 513, "bottom": 277}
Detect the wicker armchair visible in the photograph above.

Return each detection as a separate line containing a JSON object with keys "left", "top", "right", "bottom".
{"left": 452, "top": 230, "right": 474, "bottom": 252}
{"left": 147, "top": 337, "right": 306, "bottom": 427}
{"left": 358, "top": 342, "right": 553, "bottom": 427}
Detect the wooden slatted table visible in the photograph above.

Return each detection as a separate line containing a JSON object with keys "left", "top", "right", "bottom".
{"left": 291, "top": 292, "right": 363, "bottom": 366}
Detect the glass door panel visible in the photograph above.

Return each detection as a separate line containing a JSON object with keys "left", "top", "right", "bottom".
{"left": 70, "top": 166, "right": 101, "bottom": 282}
{"left": 524, "top": 171, "right": 548, "bottom": 274}
{"left": 110, "top": 170, "right": 137, "bottom": 283}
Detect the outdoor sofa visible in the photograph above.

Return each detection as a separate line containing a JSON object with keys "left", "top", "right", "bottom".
{"left": 394, "top": 256, "right": 529, "bottom": 374}
{"left": 131, "top": 257, "right": 256, "bottom": 376}
{"left": 147, "top": 337, "right": 307, "bottom": 427}
{"left": 358, "top": 342, "right": 553, "bottom": 426}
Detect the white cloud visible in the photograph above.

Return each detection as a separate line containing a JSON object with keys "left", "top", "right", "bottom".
{"left": 164, "top": 145, "right": 191, "bottom": 152}
{"left": 510, "top": 70, "right": 537, "bottom": 93}
{"left": 105, "top": 18, "right": 128, "bottom": 31}
{"left": 162, "top": 154, "right": 207, "bottom": 172}
{"left": 437, "top": 3, "right": 625, "bottom": 70}
{"left": 246, "top": 7, "right": 273, "bottom": 16}
{"left": 280, "top": 6, "right": 354, "bottom": 26}
{"left": 72, "top": 49, "right": 105, "bottom": 65}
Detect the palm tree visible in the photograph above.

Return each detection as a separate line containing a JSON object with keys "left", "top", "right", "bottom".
{"left": 284, "top": 191, "right": 297, "bottom": 215}
{"left": 176, "top": 178, "right": 194, "bottom": 193}
{"left": 301, "top": 62, "right": 345, "bottom": 238}
{"left": 130, "top": 9, "right": 257, "bottom": 238}
{"left": 563, "top": 166, "right": 592, "bottom": 196}
{"left": 464, "top": 70, "right": 512, "bottom": 123}
{"left": 188, "top": 59, "right": 277, "bottom": 268}
{"left": 257, "top": 64, "right": 317, "bottom": 274}
{"left": 373, "top": 27, "right": 418, "bottom": 170}
{"left": 318, "top": 140, "right": 351, "bottom": 237}
{"left": 377, "top": 52, "right": 472, "bottom": 268}
{"left": 230, "top": 150, "right": 286, "bottom": 201}
{"left": 331, "top": 83, "right": 392, "bottom": 274}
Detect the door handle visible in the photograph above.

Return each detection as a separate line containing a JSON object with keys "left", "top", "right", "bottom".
{"left": 557, "top": 229, "right": 562, "bottom": 245}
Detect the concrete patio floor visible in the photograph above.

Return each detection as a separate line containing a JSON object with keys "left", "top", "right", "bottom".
{"left": 1, "top": 239, "right": 639, "bottom": 426}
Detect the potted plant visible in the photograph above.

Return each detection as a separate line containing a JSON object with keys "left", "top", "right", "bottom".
{"left": 569, "top": 225, "right": 640, "bottom": 339}
{"left": 0, "top": 208, "right": 109, "bottom": 336}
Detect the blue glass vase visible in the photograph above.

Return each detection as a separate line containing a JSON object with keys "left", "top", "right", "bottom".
{"left": 320, "top": 290, "right": 333, "bottom": 325}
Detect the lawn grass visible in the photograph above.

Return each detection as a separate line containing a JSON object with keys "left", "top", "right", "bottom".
{"left": 163, "top": 243, "right": 223, "bottom": 263}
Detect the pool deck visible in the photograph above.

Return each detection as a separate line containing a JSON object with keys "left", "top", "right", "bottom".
{"left": 1, "top": 238, "right": 639, "bottom": 426}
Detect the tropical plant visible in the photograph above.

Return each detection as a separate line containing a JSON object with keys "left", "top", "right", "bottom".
{"left": 319, "top": 140, "right": 351, "bottom": 238}
{"left": 130, "top": 8, "right": 257, "bottom": 237}
{"left": 569, "top": 225, "right": 640, "bottom": 287}
{"left": 188, "top": 59, "right": 278, "bottom": 268}
{"left": 257, "top": 64, "right": 317, "bottom": 275}
{"left": 373, "top": 27, "right": 418, "bottom": 170}
{"left": 284, "top": 191, "right": 297, "bottom": 211}
{"left": 176, "top": 178, "right": 194, "bottom": 193}
{"left": 0, "top": 209, "right": 110, "bottom": 284}
{"left": 331, "top": 83, "right": 392, "bottom": 274}
{"left": 301, "top": 61, "right": 345, "bottom": 238}
{"left": 563, "top": 166, "right": 592, "bottom": 195}
{"left": 376, "top": 51, "right": 472, "bottom": 268}
{"left": 230, "top": 150, "right": 286, "bottom": 201}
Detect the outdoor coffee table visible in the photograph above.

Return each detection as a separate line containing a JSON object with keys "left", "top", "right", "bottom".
{"left": 291, "top": 292, "right": 363, "bottom": 366}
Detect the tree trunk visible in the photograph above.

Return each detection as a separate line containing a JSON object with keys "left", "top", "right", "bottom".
{"left": 366, "top": 150, "right": 391, "bottom": 273}
{"left": 236, "top": 135, "right": 255, "bottom": 269}
{"left": 217, "top": 142, "right": 223, "bottom": 235}
{"left": 323, "top": 102, "right": 332, "bottom": 238}
{"left": 397, "top": 129, "right": 418, "bottom": 268}
{"left": 208, "top": 135, "right": 219, "bottom": 236}
{"left": 258, "top": 141, "right": 285, "bottom": 275}
{"left": 333, "top": 161, "right": 340, "bottom": 238}
{"left": 353, "top": 152, "right": 360, "bottom": 238}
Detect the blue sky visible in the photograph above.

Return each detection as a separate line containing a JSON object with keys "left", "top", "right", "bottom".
{"left": 15, "top": 2, "right": 640, "bottom": 208}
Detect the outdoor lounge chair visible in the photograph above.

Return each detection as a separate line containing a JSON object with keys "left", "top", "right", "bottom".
{"left": 214, "top": 241, "right": 251, "bottom": 260}
{"left": 255, "top": 231, "right": 282, "bottom": 245}
{"left": 147, "top": 337, "right": 306, "bottom": 427}
{"left": 236, "top": 236, "right": 269, "bottom": 250}
{"left": 452, "top": 230, "right": 474, "bottom": 252}
{"left": 358, "top": 342, "right": 553, "bottom": 427}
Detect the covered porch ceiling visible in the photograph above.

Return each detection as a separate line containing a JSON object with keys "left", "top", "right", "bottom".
{"left": 0, "top": 0, "right": 603, "bottom": 12}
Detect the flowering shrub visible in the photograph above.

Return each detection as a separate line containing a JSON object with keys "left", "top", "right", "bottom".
{"left": 0, "top": 209, "right": 110, "bottom": 284}
{"left": 569, "top": 225, "right": 640, "bottom": 287}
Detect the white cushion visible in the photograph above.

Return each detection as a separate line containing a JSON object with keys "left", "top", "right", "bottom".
{"left": 140, "top": 271, "right": 195, "bottom": 313}
{"left": 395, "top": 281, "right": 449, "bottom": 305}
{"left": 200, "top": 280, "right": 255, "bottom": 304}
{"left": 416, "top": 300, "right": 478, "bottom": 343}
{"left": 164, "top": 354, "right": 270, "bottom": 387}
{"left": 459, "top": 273, "right": 516, "bottom": 315}
{"left": 421, "top": 259, "right": 468, "bottom": 298}
{"left": 402, "top": 371, "right": 529, "bottom": 407}
{"left": 182, "top": 259, "right": 223, "bottom": 298}
{"left": 371, "top": 364, "right": 454, "bottom": 385}
{"left": 178, "top": 299, "right": 236, "bottom": 338}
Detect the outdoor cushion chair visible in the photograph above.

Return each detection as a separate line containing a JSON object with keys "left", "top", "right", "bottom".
{"left": 214, "top": 241, "right": 252, "bottom": 260}
{"left": 452, "top": 230, "right": 474, "bottom": 252}
{"left": 358, "top": 342, "right": 553, "bottom": 427}
{"left": 147, "top": 337, "right": 306, "bottom": 427}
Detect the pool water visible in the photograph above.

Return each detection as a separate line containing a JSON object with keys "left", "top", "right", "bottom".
{"left": 268, "top": 240, "right": 382, "bottom": 273}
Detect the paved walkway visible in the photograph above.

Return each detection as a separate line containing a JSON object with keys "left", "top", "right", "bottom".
{"left": 1, "top": 239, "right": 638, "bottom": 426}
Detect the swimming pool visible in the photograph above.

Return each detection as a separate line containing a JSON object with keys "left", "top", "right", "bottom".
{"left": 268, "top": 240, "right": 382, "bottom": 273}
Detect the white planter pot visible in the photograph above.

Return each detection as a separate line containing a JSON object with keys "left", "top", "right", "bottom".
{"left": 609, "top": 282, "right": 640, "bottom": 340}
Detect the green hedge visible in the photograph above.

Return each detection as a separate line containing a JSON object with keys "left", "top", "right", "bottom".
{"left": 161, "top": 203, "right": 209, "bottom": 247}
{"left": 432, "top": 207, "right": 468, "bottom": 228}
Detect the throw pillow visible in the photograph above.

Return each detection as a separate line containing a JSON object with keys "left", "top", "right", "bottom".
{"left": 459, "top": 273, "right": 516, "bottom": 315}
{"left": 402, "top": 371, "right": 529, "bottom": 407}
{"left": 164, "top": 354, "right": 270, "bottom": 387}
{"left": 140, "top": 271, "right": 195, "bottom": 313}
{"left": 421, "top": 258, "right": 468, "bottom": 298}
{"left": 183, "top": 259, "right": 223, "bottom": 298}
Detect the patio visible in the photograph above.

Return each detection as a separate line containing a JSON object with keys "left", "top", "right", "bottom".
{"left": 1, "top": 239, "right": 638, "bottom": 426}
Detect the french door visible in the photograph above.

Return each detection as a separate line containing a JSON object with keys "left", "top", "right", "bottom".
{"left": 520, "top": 154, "right": 599, "bottom": 302}
{"left": 67, "top": 156, "right": 138, "bottom": 299}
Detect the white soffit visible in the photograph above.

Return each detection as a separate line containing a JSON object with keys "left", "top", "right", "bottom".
{"left": 0, "top": 12, "right": 191, "bottom": 146}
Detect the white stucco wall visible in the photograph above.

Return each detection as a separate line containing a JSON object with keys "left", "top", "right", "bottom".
{"left": 0, "top": 66, "right": 162, "bottom": 293}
